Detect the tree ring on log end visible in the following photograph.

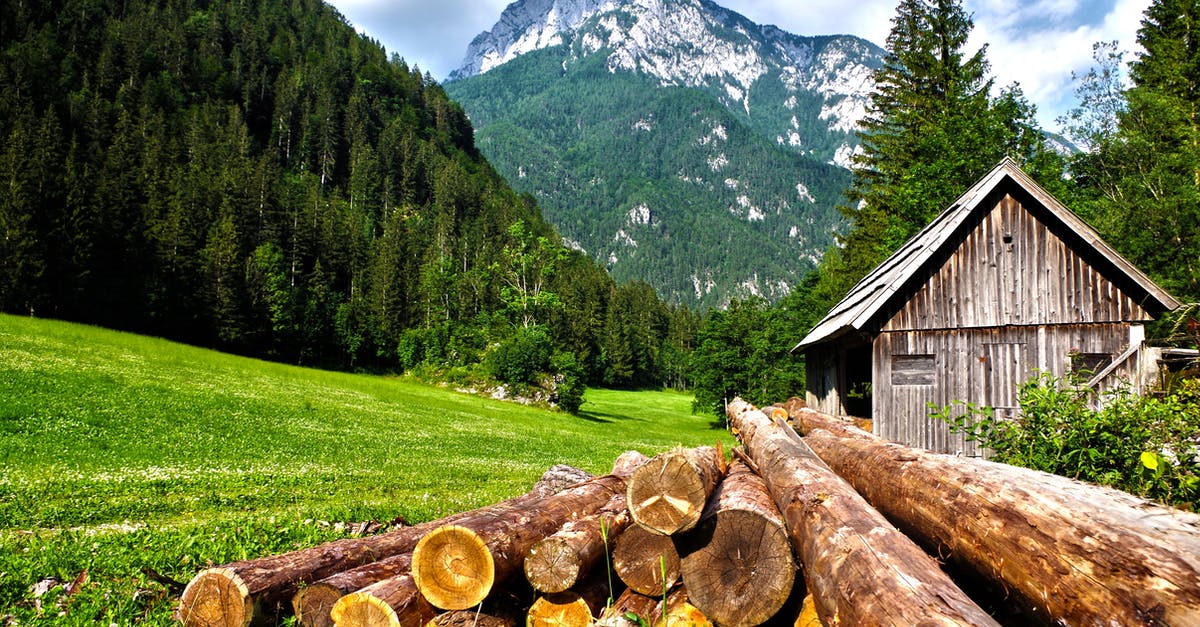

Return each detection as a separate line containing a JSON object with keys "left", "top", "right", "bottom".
{"left": 412, "top": 525, "right": 494, "bottom": 610}
{"left": 628, "top": 453, "right": 706, "bottom": 535}
{"left": 177, "top": 567, "right": 253, "bottom": 627}
{"left": 329, "top": 591, "right": 400, "bottom": 627}
{"left": 525, "top": 537, "right": 583, "bottom": 593}
{"left": 527, "top": 592, "right": 594, "bottom": 626}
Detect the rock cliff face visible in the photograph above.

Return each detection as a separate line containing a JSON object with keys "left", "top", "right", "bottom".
{"left": 450, "top": 0, "right": 883, "bottom": 167}
{"left": 446, "top": 0, "right": 885, "bottom": 307}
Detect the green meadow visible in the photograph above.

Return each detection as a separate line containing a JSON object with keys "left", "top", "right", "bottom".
{"left": 0, "top": 314, "right": 730, "bottom": 624}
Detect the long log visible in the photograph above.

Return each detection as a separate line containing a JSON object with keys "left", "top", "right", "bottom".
{"left": 626, "top": 446, "right": 724, "bottom": 535}
{"left": 799, "top": 424, "right": 1200, "bottom": 626}
{"left": 677, "top": 459, "right": 796, "bottom": 626}
{"left": 611, "top": 523, "right": 680, "bottom": 596}
{"left": 524, "top": 493, "right": 631, "bottom": 594}
{"left": 178, "top": 466, "right": 592, "bottom": 627}
{"left": 727, "top": 398, "right": 999, "bottom": 627}
{"left": 789, "top": 406, "right": 874, "bottom": 440}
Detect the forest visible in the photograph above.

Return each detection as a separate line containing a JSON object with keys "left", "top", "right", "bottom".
{"left": 2, "top": 0, "right": 1198, "bottom": 416}
{"left": 0, "top": 0, "right": 705, "bottom": 411}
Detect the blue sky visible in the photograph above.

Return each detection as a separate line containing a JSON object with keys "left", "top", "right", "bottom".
{"left": 325, "top": 0, "right": 1152, "bottom": 131}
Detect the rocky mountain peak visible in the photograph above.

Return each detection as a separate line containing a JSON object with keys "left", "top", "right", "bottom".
{"left": 449, "top": 0, "right": 883, "bottom": 165}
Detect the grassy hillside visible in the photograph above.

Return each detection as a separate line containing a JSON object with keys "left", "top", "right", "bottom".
{"left": 0, "top": 314, "right": 728, "bottom": 624}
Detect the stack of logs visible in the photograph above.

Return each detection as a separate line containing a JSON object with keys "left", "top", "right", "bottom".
{"left": 176, "top": 398, "right": 1200, "bottom": 626}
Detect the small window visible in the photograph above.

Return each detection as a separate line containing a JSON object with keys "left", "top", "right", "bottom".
{"left": 892, "top": 354, "right": 935, "bottom": 385}
{"left": 1070, "top": 352, "right": 1112, "bottom": 376}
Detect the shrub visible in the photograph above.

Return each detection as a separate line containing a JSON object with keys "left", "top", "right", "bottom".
{"left": 486, "top": 326, "right": 554, "bottom": 386}
{"left": 551, "top": 351, "right": 586, "bottom": 414}
{"left": 934, "top": 373, "right": 1200, "bottom": 510}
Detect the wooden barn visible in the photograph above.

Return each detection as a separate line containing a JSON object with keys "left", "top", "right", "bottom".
{"left": 795, "top": 158, "right": 1181, "bottom": 456}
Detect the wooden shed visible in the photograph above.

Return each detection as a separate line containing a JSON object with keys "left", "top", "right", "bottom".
{"left": 795, "top": 158, "right": 1180, "bottom": 456}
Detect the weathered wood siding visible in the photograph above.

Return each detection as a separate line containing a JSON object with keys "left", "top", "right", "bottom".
{"left": 873, "top": 324, "right": 1136, "bottom": 456}
{"left": 805, "top": 345, "right": 842, "bottom": 415}
{"left": 883, "top": 194, "right": 1152, "bottom": 333}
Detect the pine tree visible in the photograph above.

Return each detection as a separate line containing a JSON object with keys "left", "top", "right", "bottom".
{"left": 835, "top": 0, "right": 1051, "bottom": 299}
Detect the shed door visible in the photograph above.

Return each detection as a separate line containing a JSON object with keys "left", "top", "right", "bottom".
{"left": 982, "top": 342, "right": 1027, "bottom": 421}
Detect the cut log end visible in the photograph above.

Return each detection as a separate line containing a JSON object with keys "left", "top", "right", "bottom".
{"left": 612, "top": 524, "right": 680, "bottom": 596}
{"left": 293, "top": 582, "right": 342, "bottom": 627}
{"left": 524, "top": 537, "right": 583, "bottom": 594}
{"left": 412, "top": 525, "right": 494, "bottom": 611}
{"left": 682, "top": 509, "right": 795, "bottom": 626}
{"left": 527, "top": 592, "right": 595, "bottom": 627}
{"left": 627, "top": 454, "right": 706, "bottom": 535}
{"left": 330, "top": 591, "right": 400, "bottom": 627}
{"left": 177, "top": 567, "right": 253, "bottom": 627}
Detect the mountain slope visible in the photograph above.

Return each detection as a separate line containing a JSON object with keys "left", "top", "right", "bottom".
{"left": 445, "top": 0, "right": 883, "bottom": 307}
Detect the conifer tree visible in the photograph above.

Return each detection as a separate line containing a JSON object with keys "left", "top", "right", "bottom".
{"left": 1075, "top": 0, "right": 1200, "bottom": 300}
{"left": 832, "top": 0, "right": 1050, "bottom": 300}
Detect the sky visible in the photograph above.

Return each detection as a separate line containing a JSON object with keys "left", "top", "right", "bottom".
{"left": 325, "top": 0, "right": 1153, "bottom": 131}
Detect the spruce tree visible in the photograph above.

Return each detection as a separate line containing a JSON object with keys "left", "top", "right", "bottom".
{"left": 1100, "top": 0, "right": 1200, "bottom": 300}
{"left": 832, "top": 0, "right": 1050, "bottom": 300}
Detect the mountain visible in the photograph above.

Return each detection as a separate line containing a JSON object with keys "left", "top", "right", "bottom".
{"left": 445, "top": 0, "right": 884, "bottom": 308}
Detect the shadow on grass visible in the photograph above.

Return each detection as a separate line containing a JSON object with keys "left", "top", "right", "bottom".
{"left": 573, "top": 411, "right": 614, "bottom": 424}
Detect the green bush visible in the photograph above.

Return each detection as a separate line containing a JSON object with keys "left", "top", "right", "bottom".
{"left": 551, "top": 351, "right": 586, "bottom": 414}
{"left": 486, "top": 326, "right": 554, "bottom": 385}
{"left": 935, "top": 374, "right": 1200, "bottom": 509}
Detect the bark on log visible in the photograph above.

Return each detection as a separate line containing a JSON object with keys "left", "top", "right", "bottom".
{"left": 727, "top": 398, "right": 999, "bottom": 627}
{"left": 626, "top": 446, "right": 724, "bottom": 535}
{"left": 609, "top": 450, "right": 650, "bottom": 480}
{"left": 410, "top": 474, "right": 627, "bottom": 611}
{"left": 426, "top": 612, "right": 514, "bottom": 627}
{"left": 524, "top": 493, "right": 631, "bottom": 594}
{"left": 789, "top": 406, "right": 874, "bottom": 439}
{"left": 678, "top": 460, "right": 796, "bottom": 626}
{"left": 294, "top": 553, "right": 416, "bottom": 627}
{"left": 611, "top": 523, "right": 680, "bottom": 596}
{"left": 328, "top": 564, "right": 435, "bottom": 627}
{"left": 800, "top": 425, "right": 1200, "bottom": 626}
{"left": 178, "top": 466, "right": 591, "bottom": 627}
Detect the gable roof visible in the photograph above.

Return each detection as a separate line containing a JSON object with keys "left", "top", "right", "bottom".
{"left": 795, "top": 158, "right": 1181, "bottom": 351}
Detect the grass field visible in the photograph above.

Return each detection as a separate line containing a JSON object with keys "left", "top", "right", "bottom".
{"left": 0, "top": 314, "right": 731, "bottom": 624}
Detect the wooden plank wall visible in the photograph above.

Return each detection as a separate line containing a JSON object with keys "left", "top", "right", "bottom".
{"left": 884, "top": 194, "right": 1152, "bottom": 333}
{"left": 874, "top": 324, "right": 1134, "bottom": 456}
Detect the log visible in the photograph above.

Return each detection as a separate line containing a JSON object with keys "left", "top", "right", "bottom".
{"left": 727, "top": 398, "right": 999, "bottom": 627}
{"left": 426, "top": 612, "right": 513, "bottom": 627}
{"left": 800, "top": 424, "right": 1200, "bottom": 626}
{"left": 609, "top": 450, "right": 651, "bottom": 479}
{"left": 424, "top": 585, "right": 525, "bottom": 627}
{"left": 526, "top": 592, "right": 595, "bottom": 627}
{"left": 595, "top": 588, "right": 660, "bottom": 627}
{"left": 594, "top": 586, "right": 709, "bottom": 627}
{"left": 611, "top": 523, "right": 680, "bottom": 596}
{"left": 408, "top": 474, "right": 627, "bottom": 611}
{"left": 178, "top": 465, "right": 591, "bottom": 627}
{"left": 789, "top": 406, "right": 874, "bottom": 439}
{"left": 524, "top": 493, "right": 632, "bottom": 594}
{"left": 677, "top": 460, "right": 796, "bottom": 626}
{"left": 328, "top": 564, "right": 435, "bottom": 627}
{"left": 626, "top": 446, "right": 724, "bottom": 535}
{"left": 294, "top": 553, "right": 416, "bottom": 627}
